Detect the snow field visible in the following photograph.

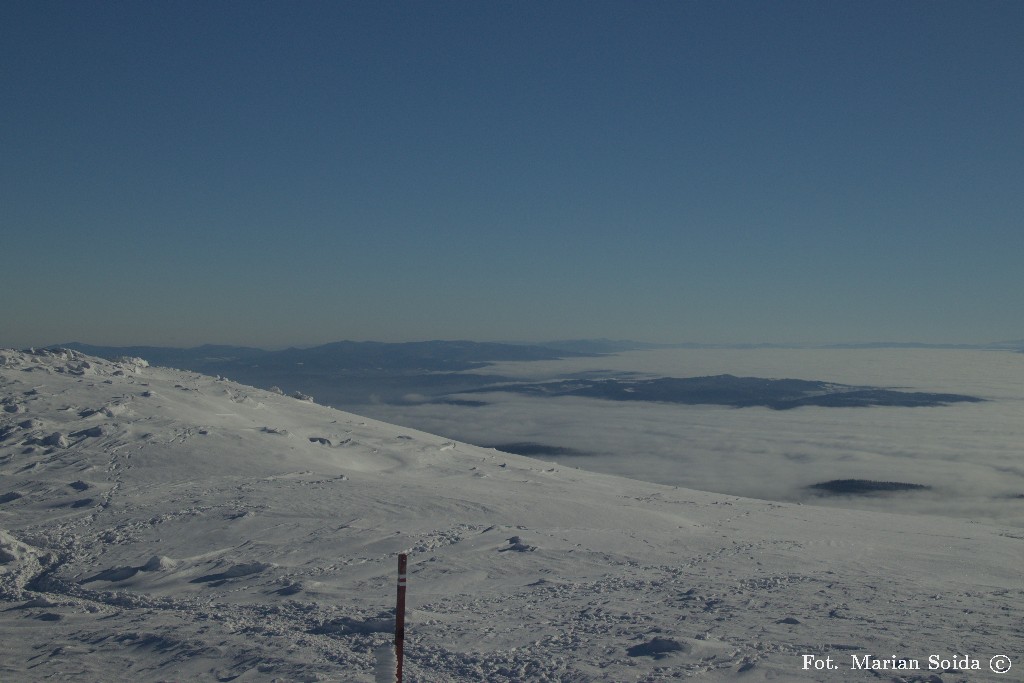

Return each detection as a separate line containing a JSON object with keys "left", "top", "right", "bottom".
{"left": 1, "top": 349, "right": 1021, "bottom": 681}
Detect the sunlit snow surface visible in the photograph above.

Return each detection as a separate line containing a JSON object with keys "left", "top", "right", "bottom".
{"left": 1, "top": 349, "right": 1021, "bottom": 681}
{"left": 362, "top": 348, "right": 1024, "bottom": 527}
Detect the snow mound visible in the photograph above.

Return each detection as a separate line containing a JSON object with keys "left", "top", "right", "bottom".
{"left": 141, "top": 555, "right": 177, "bottom": 572}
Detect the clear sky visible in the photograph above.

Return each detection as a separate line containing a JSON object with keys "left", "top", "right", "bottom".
{"left": 3, "top": 0, "right": 1022, "bottom": 348}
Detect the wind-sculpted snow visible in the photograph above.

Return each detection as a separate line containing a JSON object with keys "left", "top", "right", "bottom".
{"left": 1, "top": 348, "right": 1021, "bottom": 681}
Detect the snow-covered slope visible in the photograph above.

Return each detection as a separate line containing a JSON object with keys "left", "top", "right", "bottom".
{"left": 1, "top": 348, "right": 1020, "bottom": 681}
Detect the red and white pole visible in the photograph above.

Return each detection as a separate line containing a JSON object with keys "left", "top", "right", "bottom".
{"left": 395, "top": 553, "right": 408, "bottom": 683}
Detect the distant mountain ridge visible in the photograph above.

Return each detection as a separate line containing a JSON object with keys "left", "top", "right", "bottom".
{"left": 57, "top": 340, "right": 592, "bottom": 375}
{"left": 57, "top": 343, "right": 268, "bottom": 368}
{"left": 51, "top": 340, "right": 1007, "bottom": 411}
{"left": 53, "top": 340, "right": 595, "bottom": 408}
{"left": 56, "top": 339, "right": 1023, "bottom": 368}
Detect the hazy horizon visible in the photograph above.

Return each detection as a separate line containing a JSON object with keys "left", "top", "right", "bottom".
{"left": 5, "top": 335, "right": 1024, "bottom": 352}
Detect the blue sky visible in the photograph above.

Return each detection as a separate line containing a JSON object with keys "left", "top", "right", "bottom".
{"left": 3, "top": 0, "right": 1022, "bottom": 347}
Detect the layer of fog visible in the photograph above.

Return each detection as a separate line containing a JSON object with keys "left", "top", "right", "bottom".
{"left": 359, "top": 349, "right": 1024, "bottom": 526}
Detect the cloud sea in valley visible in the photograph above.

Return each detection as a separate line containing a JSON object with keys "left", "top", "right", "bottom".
{"left": 358, "top": 347, "right": 1024, "bottom": 526}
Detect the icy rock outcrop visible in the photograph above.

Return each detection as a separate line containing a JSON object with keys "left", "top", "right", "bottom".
{"left": 41, "top": 432, "right": 69, "bottom": 449}
{"left": 114, "top": 357, "right": 149, "bottom": 375}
